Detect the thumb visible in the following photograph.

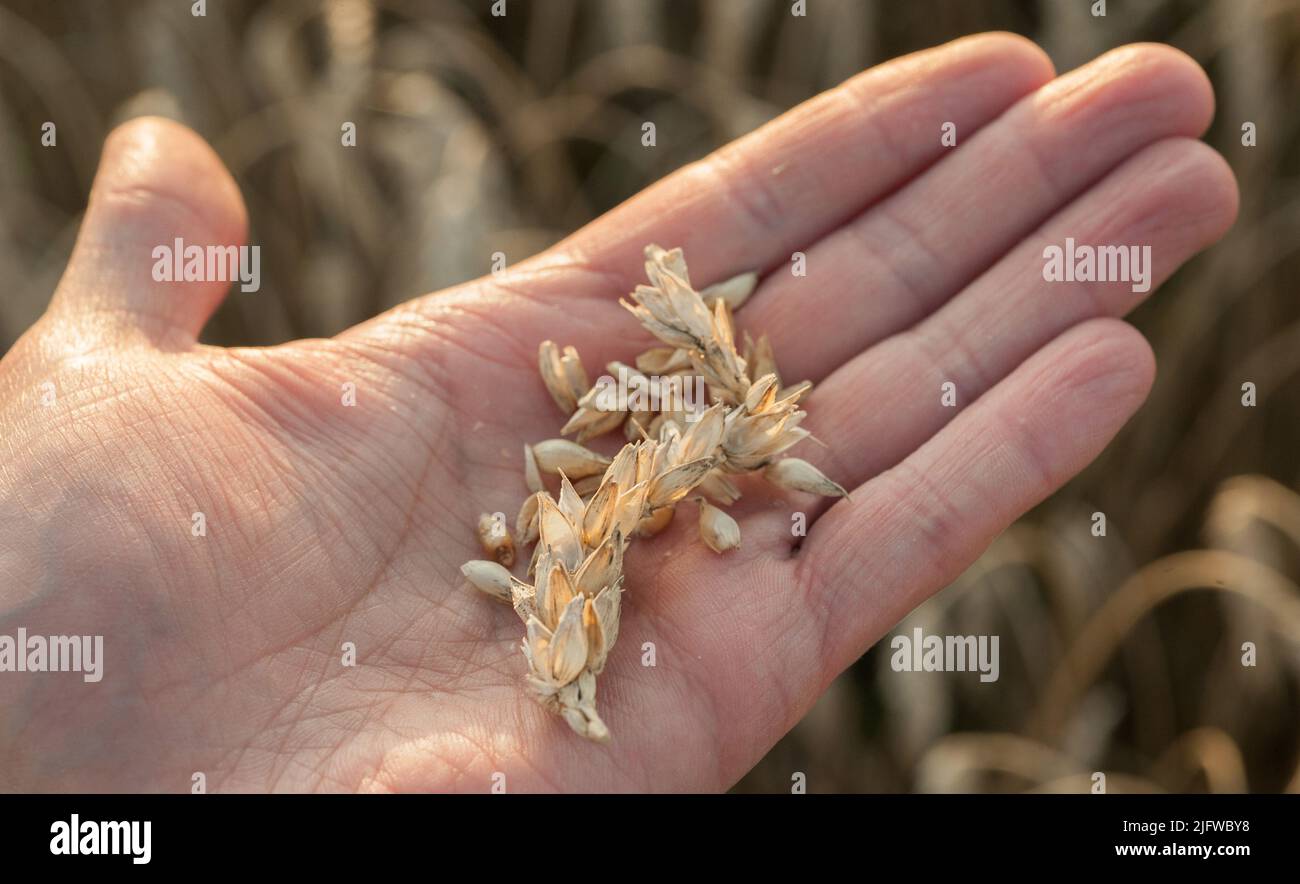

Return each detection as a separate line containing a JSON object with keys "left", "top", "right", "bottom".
{"left": 47, "top": 116, "right": 248, "bottom": 347}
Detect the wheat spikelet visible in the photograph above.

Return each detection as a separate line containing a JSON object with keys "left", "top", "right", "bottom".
{"left": 462, "top": 244, "right": 846, "bottom": 741}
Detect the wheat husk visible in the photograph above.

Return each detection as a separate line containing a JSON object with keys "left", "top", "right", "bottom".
{"left": 523, "top": 444, "right": 544, "bottom": 493}
{"left": 764, "top": 457, "right": 849, "bottom": 498}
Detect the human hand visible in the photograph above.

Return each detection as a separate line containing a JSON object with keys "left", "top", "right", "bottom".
{"left": 0, "top": 33, "right": 1236, "bottom": 792}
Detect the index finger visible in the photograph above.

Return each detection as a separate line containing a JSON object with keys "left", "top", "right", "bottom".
{"left": 552, "top": 33, "right": 1055, "bottom": 296}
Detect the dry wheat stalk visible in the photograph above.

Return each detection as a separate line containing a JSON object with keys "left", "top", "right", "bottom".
{"left": 460, "top": 244, "right": 846, "bottom": 742}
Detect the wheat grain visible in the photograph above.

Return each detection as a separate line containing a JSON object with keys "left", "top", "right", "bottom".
{"left": 697, "top": 498, "right": 741, "bottom": 552}
{"left": 476, "top": 512, "right": 515, "bottom": 567}
{"left": 461, "top": 560, "right": 514, "bottom": 603}
{"left": 531, "top": 439, "right": 611, "bottom": 478}
{"left": 701, "top": 270, "right": 759, "bottom": 310}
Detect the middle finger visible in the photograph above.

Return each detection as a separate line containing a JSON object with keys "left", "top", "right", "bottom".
{"left": 739, "top": 43, "right": 1214, "bottom": 386}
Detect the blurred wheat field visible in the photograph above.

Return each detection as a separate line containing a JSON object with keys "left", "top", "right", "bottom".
{"left": 1, "top": 0, "right": 1297, "bottom": 792}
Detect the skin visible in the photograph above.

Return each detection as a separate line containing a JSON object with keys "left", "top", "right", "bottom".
{"left": 0, "top": 34, "right": 1237, "bottom": 792}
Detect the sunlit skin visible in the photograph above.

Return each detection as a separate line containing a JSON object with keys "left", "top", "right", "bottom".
{"left": 0, "top": 35, "right": 1236, "bottom": 792}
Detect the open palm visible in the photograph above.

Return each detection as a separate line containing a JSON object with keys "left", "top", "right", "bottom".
{"left": 0, "top": 34, "right": 1237, "bottom": 792}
